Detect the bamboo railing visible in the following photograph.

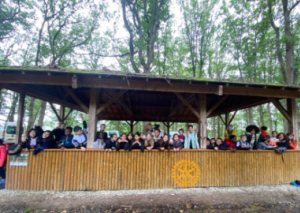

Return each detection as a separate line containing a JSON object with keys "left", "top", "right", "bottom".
{"left": 6, "top": 149, "right": 300, "bottom": 191}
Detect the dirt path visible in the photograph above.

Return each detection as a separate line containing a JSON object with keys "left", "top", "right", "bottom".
{"left": 0, "top": 184, "right": 300, "bottom": 212}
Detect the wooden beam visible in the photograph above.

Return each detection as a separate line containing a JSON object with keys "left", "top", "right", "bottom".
{"left": 206, "top": 95, "right": 229, "bottom": 117}
{"left": 219, "top": 115, "right": 226, "bottom": 126}
{"left": 228, "top": 110, "right": 238, "bottom": 124}
{"left": 5, "top": 85, "right": 83, "bottom": 112}
{"left": 104, "top": 90, "right": 133, "bottom": 116}
{"left": 225, "top": 112, "right": 230, "bottom": 126}
{"left": 174, "top": 93, "right": 200, "bottom": 119}
{"left": 49, "top": 103, "right": 62, "bottom": 122}
{"left": 16, "top": 89, "right": 25, "bottom": 143}
{"left": 270, "top": 98, "right": 292, "bottom": 122}
{"left": 63, "top": 86, "right": 89, "bottom": 113}
{"left": 2, "top": 73, "right": 299, "bottom": 98}
{"left": 287, "top": 99, "right": 299, "bottom": 142}
{"left": 64, "top": 108, "right": 73, "bottom": 120}
{"left": 198, "top": 94, "right": 207, "bottom": 149}
{"left": 168, "top": 94, "right": 194, "bottom": 117}
{"left": 97, "top": 90, "right": 127, "bottom": 115}
{"left": 87, "top": 88, "right": 99, "bottom": 148}
{"left": 59, "top": 105, "right": 65, "bottom": 123}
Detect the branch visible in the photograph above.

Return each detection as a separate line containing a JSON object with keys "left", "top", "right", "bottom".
{"left": 289, "top": 1, "right": 300, "bottom": 13}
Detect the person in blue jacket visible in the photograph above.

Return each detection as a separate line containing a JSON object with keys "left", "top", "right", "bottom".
{"left": 57, "top": 127, "right": 74, "bottom": 150}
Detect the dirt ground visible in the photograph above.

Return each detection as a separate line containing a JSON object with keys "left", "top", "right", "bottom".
{"left": 0, "top": 184, "right": 300, "bottom": 213}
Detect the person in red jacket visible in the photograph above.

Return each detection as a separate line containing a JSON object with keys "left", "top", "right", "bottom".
{"left": 224, "top": 135, "right": 237, "bottom": 151}
{"left": 287, "top": 133, "right": 298, "bottom": 149}
{"left": 0, "top": 139, "right": 8, "bottom": 184}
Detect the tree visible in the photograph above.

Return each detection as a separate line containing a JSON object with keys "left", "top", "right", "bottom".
{"left": 121, "top": 0, "right": 171, "bottom": 73}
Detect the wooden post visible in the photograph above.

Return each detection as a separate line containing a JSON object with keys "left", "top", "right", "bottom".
{"left": 87, "top": 88, "right": 99, "bottom": 148}
{"left": 60, "top": 105, "right": 65, "bottom": 123}
{"left": 167, "top": 122, "right": 170, "bottom": 137}
{"left": 287, "top": 99, "right": 299, "bottom": 143}
{"left": 130, "top": 120, "right": 134, "bottom": 133}
{"left": 198, "top": 94, "right": 207, "bottom": 149}
{"left": 16, "top": 89, "right": 25, "bottom": 143}
{"left": 225, "top": 112, "right": 230, "bottom": 126}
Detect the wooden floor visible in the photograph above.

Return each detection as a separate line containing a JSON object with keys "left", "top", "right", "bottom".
{"left": 6, "top": 149, "right": 300, "bottom": 191}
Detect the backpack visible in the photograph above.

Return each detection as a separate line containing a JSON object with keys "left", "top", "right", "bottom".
{"left": 7, "top": 143, "right": 23, "bottom": 156}
{"left": 274, "top": 146, "right": 287, "bottom": 162}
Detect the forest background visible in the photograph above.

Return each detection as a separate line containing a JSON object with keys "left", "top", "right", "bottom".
{"left": 0, "top": 0, "right": 299, "bottom": 138}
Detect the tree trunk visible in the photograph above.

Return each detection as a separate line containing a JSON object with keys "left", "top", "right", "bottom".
{"left": 212, "top": 117, "right": 215, "bottom": 138}
{"left": 267, "top": 103, "right": 273, "bottom": 133}
{"left": 143, "top": 122, "right": 148, "bottom": 134}
{"left": 258, "top": 105, "right": 264, "bottom": 127}
{"left": 38, "top": 101, "right": 47, "bottom": 127}
{"left": 7, "top": 92, "right": 19, "bottom": 122}
{"left": 174, "top": 122, "right": 178, "bottom": 132}
{"left": 27, "top": 97, "right": 36, "bottom": 130}
{"left": 249, "top": 107, "right": 254, "bottom": 125}
{"left": 116, "top": 121, "right": 120, "bottom": 131}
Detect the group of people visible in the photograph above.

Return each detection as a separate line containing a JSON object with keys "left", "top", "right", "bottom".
{"left": 21, "top": 113, "right": 298, "bottom": 154}
{"left": 206, "top": 124, "right": 298, "bottom": 151}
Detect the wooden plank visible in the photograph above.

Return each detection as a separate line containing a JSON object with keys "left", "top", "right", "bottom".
{"left": 59, "top": 105, "right": 65, "bottom": 123}
{"left": 199, "top": 94, "right": 207, "bottom": 148}
{"left": 64, "top": 108, "right": 73, "bottom": 120}
{"left": 206, "top": 95, "right": 229, "bottom": 117}
{"left": 96, "top": 90, "right": 127, "bottom": 115}
{"left": 87, "top": 88, "right": 99, "bottom": 148}
{"left": 16, "top": 89, "right": 25, "bottom": 143}
{"left": 174, "top": 93, "right": 200, "bottom": 119}
{"left": 2, "top": 73, "right": 300, "bottom": 98}
{"left": 49, "top": 103, "right": 62, "bottom": 122}
{"left": 63, "top": 86, "right": 89, "bottom": 113}
{"left": 270, "top": 98, "right": 292, "bottom": 122}
{"left": 228, "top": 110, "right": 238, "bottom": 124}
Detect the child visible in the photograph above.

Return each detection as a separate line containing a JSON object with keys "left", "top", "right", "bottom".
{"left": 276, "top": 133, "right": 289, "bottom": 149}
{"left": 72, "top": 126, "right": 87, "bottom": 151}
{"left": 52, "top": 123, "right": 66, "bottom": 142}
{"left": 58, "top": 127, "right": 74, "bottom": 150}
{"left": 269, "top": 131, "right": 279, "bottom": 146}
{"left": 22, "top": 128, "right": 39, "bottom": 150}
{"left": 172, "top": 134, "right": 183, "bottom": 151}
{"left": 258, "top": 126, "right": 270, "bottom": 143}
{"left": 157, "top": 134, "right": 171, "bottom": 151}
{"left": 105, "top": 133, "right": 118, "bottom": 151}
{"left": 153, "top": 128, "right": 162, "bottom": 143}
{"left": 127, "top": 133, "right": 133, "bottom": 143}
{"left": 128, "top": 132, "right": 144, "bottom": 151}
{"left": 206, "top": 138, "right": 214, "bottom": 149}
{"left": 116, "top": 133, "right": 130, "bottom": 150}
{"left": 287, "top": 133, "right": 298, "bottom": 149}
{"left": 258, "top": 137, "right": 275, "bottom": 150}
{"left": 224, "top": 135, "right": 237, "bottom": 151}
{"left": 236, "top": 135, "right": 250, "bottom": 150}
{"left": 210, "top": 138, "right": 216, "bottom": 146}
{"left": 214, "top": 138, "right": 227, "bottom": 150}
{"left": 0, "top": 139, "right": 8, "bottom": 185}
{"left": 178, "top": 129, "right": 185, "bottom": 146}
{"left": 144, "top": 133, "right": 154, "bottom": 151}
{"left": 93, "top": 132, "right": 106, "bottom": 149}
{"left": 33, "top": 130, "right": 56, "bottom": 155}
{"left": 184, "top": 125, "right": 201, "bottom": 150}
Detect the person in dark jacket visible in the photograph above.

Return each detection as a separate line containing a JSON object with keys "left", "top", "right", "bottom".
{"left": 276, "top": 133, "right": 290, "bottom": 149}
{"left": 33, "top": 130, "right": 56, "bottom": 155}
{"left": 214, "top": 138, "right": 227, "bottom": 150}
{"left": 206, "top": 138, "right": 215, "bottom": 149}
{"left": 224, "top": 135, "right": 237, "bottom": 151}
{"left": 258, "top": 126, "right": 270, "bottom": 143}
{"left": 178, "top": 129, "right": 185, "bottom": 146}
{"left": 156, "top": 134, "right": 172, "bottom": 151}
{"left": 116, "top": 133, "right": 130, "bottom": 150}
{"left": 128, "top": 132, "right": 144, "bottom": 151}
{"left": 105, "top": 133, "right": 118, "bottom": 151}
{"left": 58, "top": 127, "right": 74, "bottom": 150}
{"left": 98, "top": 123, "right": 108, "bottom": 140}
{"left": 52, "top": 123, "right": 66, "bottom": 142}
{"left": 246, "top": 125, "right": 260, "bottom": 150}
{"left": 172, "top": 134, "right": 183, "bottom": 151}
{"left": 22, "top": 128, "right": 39, "bottom": 150}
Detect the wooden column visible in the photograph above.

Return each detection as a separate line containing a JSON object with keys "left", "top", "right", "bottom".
{"left": 287, "top": 99, "right": 299, "bottom": 142}
{"left": 225, "top": 112, "right": 230, "bottom": 126}
{"left": 16, "top": 89, "right": 25, "bottom": 143}
{"left": 60, "top": 105, "right": 65, "bottom": 123}
{"left": 130, "top": 120, "right": 134, "bottom": 133}
{"left": 167, "top": 122, "right": 170, "bottom": 137}
{"left": 87, "top": 88, "right": 99, "bottom": 148}
{"left": 198, "top": 94, "right": 207, "bottom": 149}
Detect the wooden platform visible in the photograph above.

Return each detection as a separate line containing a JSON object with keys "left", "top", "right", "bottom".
{"left": 6, "top": 149, "right": 300, "bottom": 191}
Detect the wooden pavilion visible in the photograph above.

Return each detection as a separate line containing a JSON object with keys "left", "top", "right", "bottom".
{"left": 0, "top": 66, "right": 299, "bottom": 190}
